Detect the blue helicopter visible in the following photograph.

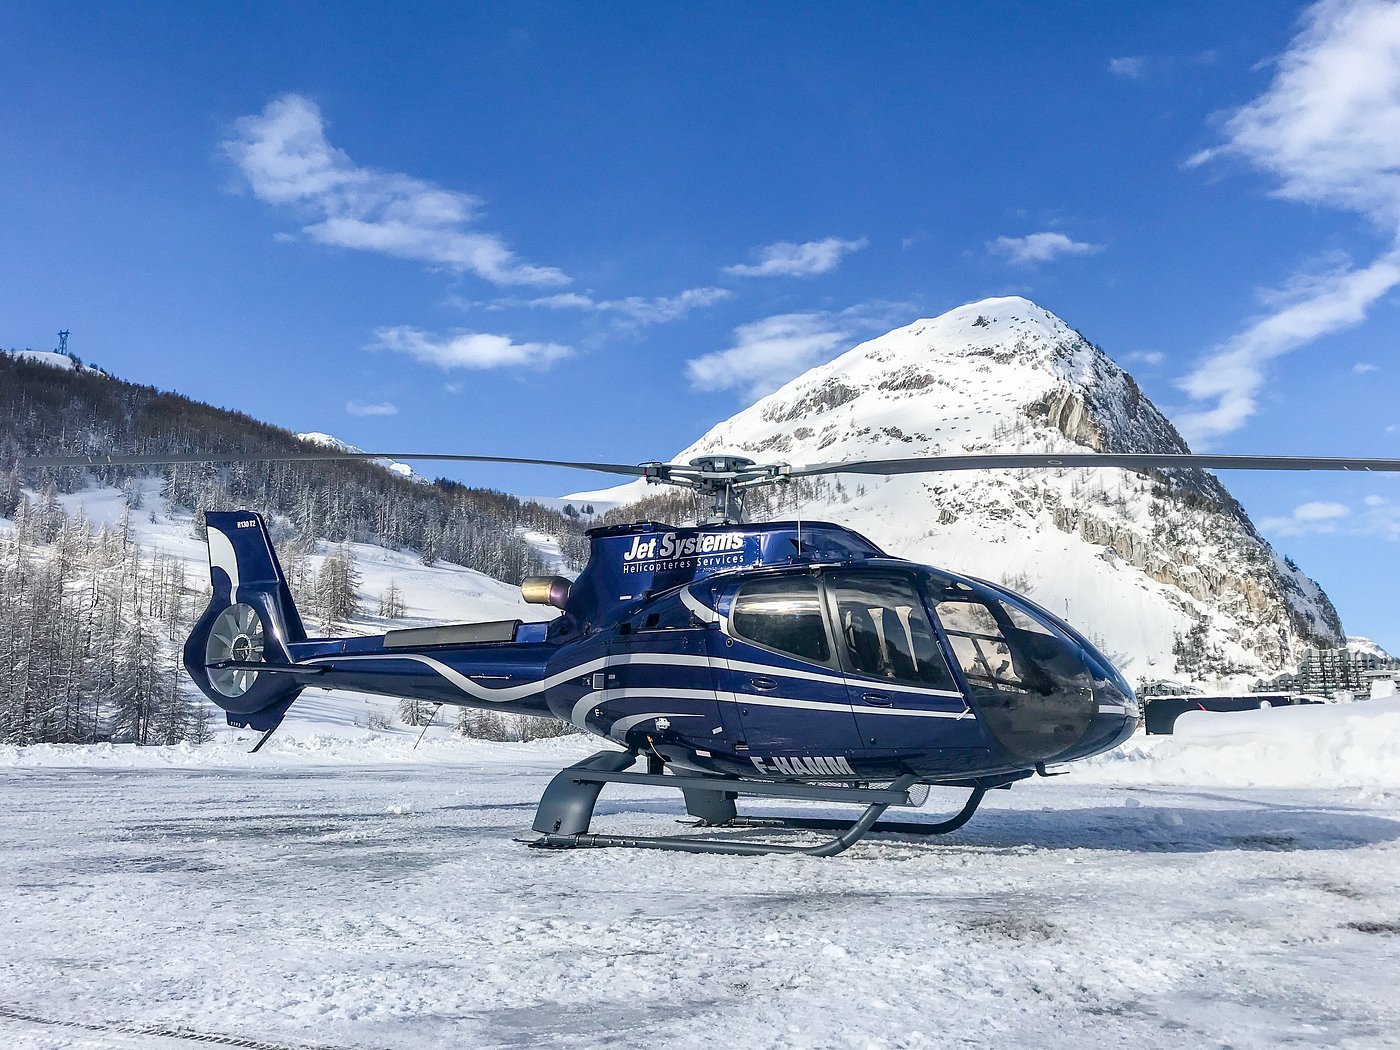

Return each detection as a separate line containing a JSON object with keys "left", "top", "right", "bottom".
{"left": 22, "top": 448, "right": 1400, "bottom": 855}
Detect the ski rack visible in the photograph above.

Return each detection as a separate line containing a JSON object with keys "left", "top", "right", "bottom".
{"left": 527, "top": 750, "right": 1005, "bottom": 856}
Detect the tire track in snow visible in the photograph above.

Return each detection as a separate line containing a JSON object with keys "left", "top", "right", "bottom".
{"left": 0, "top": 1004, "right": 359, "bottom": 1050}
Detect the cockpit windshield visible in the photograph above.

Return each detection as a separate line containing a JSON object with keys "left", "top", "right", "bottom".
{"left": 922, "top": 573, "right": 1097, "bottom": 763}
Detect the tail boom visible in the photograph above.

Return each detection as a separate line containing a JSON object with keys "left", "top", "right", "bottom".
{"left": 185, "top": 512, "right": 559, "bottom": 732}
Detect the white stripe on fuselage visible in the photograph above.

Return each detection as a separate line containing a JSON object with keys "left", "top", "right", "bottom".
{"left": 301, "top": 651, "right": 970, "bottom": 720}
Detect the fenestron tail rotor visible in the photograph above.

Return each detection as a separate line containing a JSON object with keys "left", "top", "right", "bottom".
{"left": 14, "top": 448, "right": 1400, "bottom": 525}
{"left": 205, "top": 603, "right": 265, "bottom": 698}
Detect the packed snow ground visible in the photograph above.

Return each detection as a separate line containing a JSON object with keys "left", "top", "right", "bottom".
{"left": 3, "top": 702, "right": 1400, "bottom": 1049}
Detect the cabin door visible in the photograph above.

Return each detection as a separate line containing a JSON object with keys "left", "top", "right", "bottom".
{"left": 822, "top": 569, "right": 970, "bottom": 750}
{"left": 715, "top": 572, "right": 863, "bottom": 767}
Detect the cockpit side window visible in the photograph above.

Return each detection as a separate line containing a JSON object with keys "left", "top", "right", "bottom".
{"left": 825, "top": 571, "right": 959, "bottom": 691}
{"left": 933, "top": 597, "right": 1028, "bottom": 693}
{"left": 730, "top": 575, "right": 834, "bottom": 666}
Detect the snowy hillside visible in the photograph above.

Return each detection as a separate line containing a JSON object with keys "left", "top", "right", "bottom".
{"left": 5, "top": 349, "right": 76, "bottom": 370}
{"left": 296, "top": 430, "right": 423, "bottom": 482}
{"left": 577, "top": 297, "right": 1343, "bottom": 683}
{"left": 1348, "top": 636, "right": 1396, "bottom": 662}
{"left": 1, "top": 347, "right": 103, "bottom": 375}
{"left": 1, "top": 480, "right": 556, "bottom": 745}
{"left": 35, "top": 481, "right": 548, "bottom": 628}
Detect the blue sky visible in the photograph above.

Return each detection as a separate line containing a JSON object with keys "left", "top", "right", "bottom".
{"left": 3, "top": 1, "right": 1398, "bottom": 648}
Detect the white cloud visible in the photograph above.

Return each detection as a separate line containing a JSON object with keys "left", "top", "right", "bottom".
{"left": 1353, "top": 361, "right": 1380, "bottom": 373}
{"left": 224, "top": 94, "right": 567, "bottom": 287}
{"left": 686, "top": 313, "right": 855, "bottom": 399}
{"left": 523, "top": 293, "right": 595, "bottom": 310}
{"left": 1260, "top": 499, "right": 1352, "bottom": 535}
{"left": 502, "top": 286, "right": 733, "bottom": 327}
{"left": 373, "top": 326, "right": 572, "bottom": 370}
{"left": 990, "top": 232, "right": 1103, "bottom": 265}
{"left": 1187, "top": 0, "right": 1400, "bottom": 222}
{"left": 1261, "top": 495, "right": 1400, "bottom": 540}
{"left": 1180, "top": 0, "right": 1400, "bottom": 443}
{"left": 1108, "top": 56, "right": 1149, "bottom": 79}
{"left": 1125, "top": 350, "right": 1165, "bottom": 366}
{"left": 1387, "top": 423, "right": 1400, "bottom": 433}
{"left": 345, "top": 400, "right": 399, "bottom": 416}
{"left": 1111, "top": 53, "right": 1218, "bottom": 80}
{"left": 723, "top": 237, "right": 867, "bottom": 278}
{"left": 1177, "top": 251, "right": 1400, "bottom": 441}
{"left": 1294, "top": 500, "right": 1351, "bottom": 521}
{"left": 1356, "top": 495, "right": 1400, "bottom": 539}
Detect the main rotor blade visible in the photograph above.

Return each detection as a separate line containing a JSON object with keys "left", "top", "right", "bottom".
{"left": 791, "top": 453, "right": 1400, "bottom": 477}
{"left": 13, "top": 450, "right": 652, "bottom": 476}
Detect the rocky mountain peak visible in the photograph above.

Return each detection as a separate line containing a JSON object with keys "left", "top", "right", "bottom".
{"left": 590, "top": 296, "right": 1344, "bottom": 683}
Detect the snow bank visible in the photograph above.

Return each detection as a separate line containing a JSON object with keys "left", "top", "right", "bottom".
{"left": 0, "top": 728, "right": 595, "bottom": 770}
{"left": 1082, "top": 697, "right": 1400, "bottom": 789}
{"left": 11, "top": 683, "right": 1399, "bottom": 792}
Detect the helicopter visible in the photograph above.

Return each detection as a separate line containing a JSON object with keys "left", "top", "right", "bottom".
{"left": 18, "top": 447, "right": 1400, "bottom": 856}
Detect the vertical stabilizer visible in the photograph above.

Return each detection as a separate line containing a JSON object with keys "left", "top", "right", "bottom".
{"left": 183, "top": 511, "right": 307, "bottom": 731}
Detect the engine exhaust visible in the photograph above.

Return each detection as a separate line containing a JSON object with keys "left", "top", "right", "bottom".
{"left": 522, "top": 575, "right": 571, "bottom": 609}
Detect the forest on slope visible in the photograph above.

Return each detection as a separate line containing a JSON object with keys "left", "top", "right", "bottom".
{"left": 0, "top": 352, "right": 589, "bottom": 745}
{"left": 0, "top": 352, "right": 589, "bottom": 579}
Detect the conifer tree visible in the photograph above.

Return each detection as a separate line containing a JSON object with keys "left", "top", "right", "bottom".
{"left": 378, "top": 579, "right": 406, "bottom": 620}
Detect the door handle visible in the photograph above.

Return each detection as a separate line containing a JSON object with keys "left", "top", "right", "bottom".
{"left": 861, "top": 692, "right": 893, "bottom": 706}
{"left": 749, "top": 676, "right": 777, "bottom": 692}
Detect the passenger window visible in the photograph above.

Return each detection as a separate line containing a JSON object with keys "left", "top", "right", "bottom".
{"left": 827, "top": 572, "right": 959, "bottom": 691}
{"left": 730, "top": 576, "right": 832, "bottom": 665}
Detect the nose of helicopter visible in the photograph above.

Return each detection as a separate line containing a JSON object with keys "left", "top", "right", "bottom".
{"left": 974, "top": 667, "right": 1137, "bottom": 767}
{"left": 947, "top": 581, "right": 1138, "bottom": 767}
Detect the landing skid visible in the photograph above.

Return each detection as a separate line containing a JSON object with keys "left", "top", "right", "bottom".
{"left": 526, "top": 750, "right": 990, "bottom": 857}
{"left": 684, "top": 788, "right": 987, "bottom": 838}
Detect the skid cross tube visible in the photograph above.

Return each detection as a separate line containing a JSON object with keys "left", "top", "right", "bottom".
{"left": 527, "top": 750, "right": 981, "bottom": 856}
{"left": 743, "top": 787, "right": 987, "bottom": 838}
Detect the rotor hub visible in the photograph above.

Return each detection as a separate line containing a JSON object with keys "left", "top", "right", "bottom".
{"left": 687, "top": 454, "right": 756, "bottom": 473}
{"left": 639, "top": 456, "right": 791, "bottom": 524}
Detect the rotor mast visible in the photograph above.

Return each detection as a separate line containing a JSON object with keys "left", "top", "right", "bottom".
{"left": 640, "top": 456, "right": 790, "bottom": 525}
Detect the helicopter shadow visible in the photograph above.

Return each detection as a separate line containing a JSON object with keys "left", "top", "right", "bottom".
{"left": 934, "top": 803, "right": 1400, "bottom": 854}
{"left": 582, "top": 794, "right": 1400, "bottom": 855}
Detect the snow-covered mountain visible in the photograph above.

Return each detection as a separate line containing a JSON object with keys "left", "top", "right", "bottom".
{"left": 578, "top": 296, "right": 1344, "bottom": 683}
{"left": 1, "top": 347, "right": 104, "bottom": 375}
{"left": 1347, "top": 636, "right": 1396, "bottom": 663}
{"left": 295, "top": 431, "right": 422, "bottom": 482}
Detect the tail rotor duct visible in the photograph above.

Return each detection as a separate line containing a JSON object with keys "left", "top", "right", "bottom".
{"left": 205, "top": 603, "right": 265, "bottom": 697}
